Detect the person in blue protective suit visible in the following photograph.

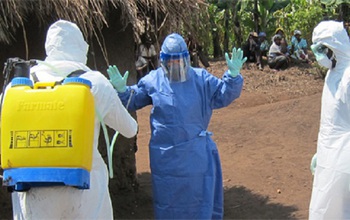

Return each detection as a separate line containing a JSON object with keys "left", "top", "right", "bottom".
{"left": 107, "top": 33, "right": 246, "bottom": 219}
{"left": 309, "top": 20, "right": 350, "bottom": 219}
{"left": 10, "top": 20, "right": 138, "bottom": 220}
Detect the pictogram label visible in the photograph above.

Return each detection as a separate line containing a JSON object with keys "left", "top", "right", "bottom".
{"left": 9, "top": 130, "right": 72, "bottom": 148}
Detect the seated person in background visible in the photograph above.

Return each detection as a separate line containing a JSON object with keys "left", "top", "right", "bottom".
{"left": 242, "top": 32, "right": 260, "bottom": 69}
{"left": 275, "top": 28, "right": 289, "bottom": 54}
{"left": 290, "top": 30, "right": 309, "bottom": 63}
{"left": 256, "top": 32, "right": 270, "bottom": 70}
{"left": 259, "top": 32, "right": 270, "bottom": 57}
{"left": 267, "top": 34, "right": 289, "bottom": 71}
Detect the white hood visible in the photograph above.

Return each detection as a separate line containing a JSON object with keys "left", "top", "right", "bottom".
{"left": 31, "top": 20, "right": 91, "bottom": 82}
{"left": 312, "top": 21, "right": 350, "bottom": 64}
{"left": 45, "top": 20, "right": 89, "bottom": 64}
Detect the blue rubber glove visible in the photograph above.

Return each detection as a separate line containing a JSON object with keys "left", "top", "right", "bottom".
{"left": 107, "top": 65, "right": 129, "bottom": 93}
{"left": 310, "top": 153, "right": 317, "bottom": 175}
{"left": 225, "top": 47, "right": 247, "bottom": 77}
{"left": 310, "top": 42, "right": 328, "bottom": 61}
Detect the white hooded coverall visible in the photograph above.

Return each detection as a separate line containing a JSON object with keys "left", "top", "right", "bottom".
{"left": 10, "top": 20, "right": 138, "bottom": 219}
{"left": 309, "top": 20, "right": 350, "bottom": 219}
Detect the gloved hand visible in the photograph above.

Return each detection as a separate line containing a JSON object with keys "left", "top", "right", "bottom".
{"left": 310, "top": 42, "right": 328, "bottom": 61}
{"left": 310, "top": 153, "right": 317, "bottom": 175}
{"left": 107, "top": 65, "right": 129, "bottom": 93}
{"left": 225, "top": 47, "right": 247, "bottom": 77}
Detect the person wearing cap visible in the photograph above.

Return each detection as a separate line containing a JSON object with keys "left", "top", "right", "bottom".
{"left": 10, "top": 20, "right": 138, "bottom": 220}
{"left": 275, "top": 28, "right": 289, "bottom": 54}
{"left": 242, "top": 32, "right": 260, "bottom": 66}
{"left": 257, "top": 32, "right": 270, "bottom": 70}
{"left": 107, "top": 33, "right": 246, "bottom": 219}
{"left": 259, "top": 32, "right": 270, "bottom": 56}
{"left": 290, "top": 30, "right": 309, "bottom": 63}
{"left": 267, "top": 34, "right": 289, "bottom": 71}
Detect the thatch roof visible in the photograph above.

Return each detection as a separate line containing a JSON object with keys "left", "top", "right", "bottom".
{"left": 0, "top": 0, "right": 207, "bottom": 45}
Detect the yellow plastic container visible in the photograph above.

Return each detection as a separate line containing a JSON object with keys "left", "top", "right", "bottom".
{"left": 1, "top": 77, "right": 95, "bottom": 171}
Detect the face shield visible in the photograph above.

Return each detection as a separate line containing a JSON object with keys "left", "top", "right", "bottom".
{"left": 160, "top": 33, "right": 191, "bottom": 83}
{"left": 160, "top": 51, "right": 190, "bottom": 83}
{"left": 311, "top": 42, "right": 336, "bottom": 69}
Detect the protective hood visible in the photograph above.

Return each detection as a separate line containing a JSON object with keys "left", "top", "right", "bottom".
{"left": 160, "top": 33, "right": 190, "bottom": 83}
{"left": 312, "top": 21, "right": 350, "bottom": 63}
{"left": 45, "top": 20, "right": 89, "bottom": 64}
{"left": 161, "top": 33, "right": 189, "bottom": 55}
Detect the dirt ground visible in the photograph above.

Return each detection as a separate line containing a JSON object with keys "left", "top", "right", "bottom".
{"left": 0, "top": 59, "right": 324, "bottom": 219}
{"left": 131, "top": 59, "right": 324, "bottom": 220}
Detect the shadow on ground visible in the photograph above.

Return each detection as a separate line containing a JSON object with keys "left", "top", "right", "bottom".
{"left": 113, "top": 172, "right": 298, "bottom": 219}
{"left": 224, "top": 185, "right": 298, "bottom": 219}
{"left": 0, "top": 184, "right": 12, "bottom": 219}
{"left": 0, "top": 172, "right": 298, "bottom": 219}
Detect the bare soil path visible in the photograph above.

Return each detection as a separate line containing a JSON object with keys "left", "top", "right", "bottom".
{"left": 0, "top": 60, "right": 324, "bottom": 219}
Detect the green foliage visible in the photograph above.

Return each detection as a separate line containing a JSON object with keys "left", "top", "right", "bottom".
{"left": 192, "top": 0, "right": 341, "bottom": 58}
{"left": 239, "top": 0, "right": 291, "bottom": 41}
{"left": 273, "top": 0, "right": 325, "bottom": 43}
{"left": 321, "top": 0, "right": 350, "bottom": 5}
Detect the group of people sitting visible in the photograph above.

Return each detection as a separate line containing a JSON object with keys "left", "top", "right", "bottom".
{"left": 243, "top": 28, "right": 310, "bottom": 71}
{"left": 137, "top": 28, "right": 310, "bottom": 76}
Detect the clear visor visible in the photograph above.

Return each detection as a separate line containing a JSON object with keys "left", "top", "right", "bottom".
{"left": 161, "top": 53, "right": 190, "bottom": 83}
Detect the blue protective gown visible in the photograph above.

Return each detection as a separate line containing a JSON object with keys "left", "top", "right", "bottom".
{"left": 119, "top": 67, "right": 243, "bottom": 219}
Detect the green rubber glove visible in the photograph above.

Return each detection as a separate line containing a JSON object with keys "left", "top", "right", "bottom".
{"left": 225, "top": 47, "right": 247, "bottom": 77}
{"left": 107, "top": 65, "right": 129, "bottom": 93}
{"left": 310, "top": 153, "right": 317, "bottom": 175}
{"left": 311, "top": 42, "right": 328, "bottom": 61}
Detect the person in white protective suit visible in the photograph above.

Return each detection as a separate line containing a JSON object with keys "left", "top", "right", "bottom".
{"left": 309, "top": 20, "right": 350, "bottom": 219}
{"left": 10, "top": 20, "right": 138, "bottom": 219}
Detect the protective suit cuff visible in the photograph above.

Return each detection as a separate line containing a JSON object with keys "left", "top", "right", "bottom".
{"left": 117, "top": 86, "right": 129, "bottom": 94}
{"left": 117, "top": 87, "right": 129, "bottom": 97}
{"left": 225, "top": 71, "right": 242, "bottom": 79}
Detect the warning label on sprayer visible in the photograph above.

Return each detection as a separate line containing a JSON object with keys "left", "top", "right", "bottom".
{"left": 9, "top": 130, "right": 73, "bottom": 148}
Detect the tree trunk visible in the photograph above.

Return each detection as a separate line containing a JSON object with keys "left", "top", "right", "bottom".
{"left": 232, "top": 2, "right": 243, "bottom": 48}
{"left": 338, "top": 3, "right": 349, "bottom": 23}
{"left": 223, "top": 9, "right": 230, "bottom": 53}
{"left": 254, "top": 0, "right": 259, "bottom": 33}
{"left": 210, "top": 15, "right": 222, "bottom": 58}
{"left": 94, "top": 7, "right": 140, "bottom": 218}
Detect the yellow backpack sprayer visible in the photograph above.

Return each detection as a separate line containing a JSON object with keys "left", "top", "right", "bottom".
{"left": 0, "top": 58, "right": 94, "bottom": 192}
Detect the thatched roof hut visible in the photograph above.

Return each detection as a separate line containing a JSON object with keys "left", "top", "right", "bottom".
{"left": 0, "top": 1, "right": 207, "bottom": 219}
{"left": 0, "top": 0, "right": 207, "bottom": 72}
